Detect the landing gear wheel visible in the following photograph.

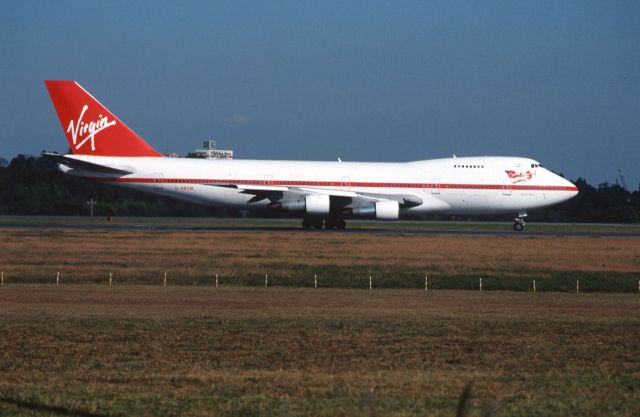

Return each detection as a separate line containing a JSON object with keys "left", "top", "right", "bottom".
{"left": 302, "top": 218, "right": 324, "bottom": 229}
{"left": 325, "top": 218, "right": 346, "bottom": 229}
{"left": 513, "top": 211, "right": 527, "bottom": 232}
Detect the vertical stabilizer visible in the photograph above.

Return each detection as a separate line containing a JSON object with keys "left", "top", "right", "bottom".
{"left": 44, "top": 80, "right": 162, "bottom": 157}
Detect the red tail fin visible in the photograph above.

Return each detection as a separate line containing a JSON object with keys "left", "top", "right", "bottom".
{"left": 44, "top": 80, "right": 162, "bottom": 157}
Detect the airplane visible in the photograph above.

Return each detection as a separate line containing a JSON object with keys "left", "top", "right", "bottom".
{"left": 43, "top": 80, "right": 578, "bottom": 231}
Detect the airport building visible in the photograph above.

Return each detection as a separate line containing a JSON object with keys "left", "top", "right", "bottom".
{"left": 163, "top": 151, "right": 182, "bottom": 158}
{"left": 192, "top": 140, "right": 234, "bottom": 159}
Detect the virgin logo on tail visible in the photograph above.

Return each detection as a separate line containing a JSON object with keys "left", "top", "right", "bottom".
{"left": 66, "top": 104, "right": 116, "bottom": 151}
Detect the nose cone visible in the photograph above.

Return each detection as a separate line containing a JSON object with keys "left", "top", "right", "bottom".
{"left": 557, "top": 175, "right": 579, "bottom": 201}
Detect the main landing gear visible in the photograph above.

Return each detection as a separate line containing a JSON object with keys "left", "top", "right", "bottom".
{"left": 301, "top": 218, "right": 323, "bottom": 229}
{"left": 513, "top": 210, "right": 527, "bottom": 232}
{"left": 302, "top": 218, "right": 346, "bottom": 230}
{"left": 325, "top": 218, "right": 346, "bottom": 229}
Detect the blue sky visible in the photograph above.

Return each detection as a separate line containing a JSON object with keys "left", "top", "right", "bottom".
{"left": 1, "top": 1, "right": 638, "bottom": 187}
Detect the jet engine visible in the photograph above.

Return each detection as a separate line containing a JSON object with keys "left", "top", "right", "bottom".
{"left": 282, "top": 194, "right": 330, "bottom": 216}
{"left": 352, "top": 200, "right": 399, "bottom": 220}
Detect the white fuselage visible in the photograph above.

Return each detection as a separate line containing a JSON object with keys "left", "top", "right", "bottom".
{"left": 61, "top": 155, "right": 578, "bottom": 217}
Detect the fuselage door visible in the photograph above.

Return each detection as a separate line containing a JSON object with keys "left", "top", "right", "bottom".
{"left": 341, "top": 176, "right": 350, "bottom": 191}
{"left": 431, "top": 178, "right": 440, "bottom": 194}
{"left": 502, "top": 179, "right": 511, "bottom": 196}
{"left": 152, "top": 172, "right": 163, "bottom": 189}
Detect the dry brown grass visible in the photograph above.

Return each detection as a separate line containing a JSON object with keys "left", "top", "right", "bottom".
{"left": 0, "top": 286, "right": 638, "bottom": 416}
{"left": 0, "top": 229, "right": 639, "bottom": 288}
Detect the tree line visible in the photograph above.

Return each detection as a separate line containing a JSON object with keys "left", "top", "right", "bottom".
{"left": 0, "top": 154, "right": 638, "bottom": 223}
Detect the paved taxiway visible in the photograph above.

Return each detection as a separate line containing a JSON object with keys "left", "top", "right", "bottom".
{"left": 1, "top": 222, "right": 639, "bottom": 238}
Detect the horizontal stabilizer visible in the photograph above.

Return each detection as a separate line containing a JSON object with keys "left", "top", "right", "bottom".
{"left": 42, "top": 152, "right": 133, "bottom": 175}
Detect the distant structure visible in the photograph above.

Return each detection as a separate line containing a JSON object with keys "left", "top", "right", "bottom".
{"left": 85, "top": 198, "right": 96, "bottom": 216}
{"left": 192, "top": 140, "right": 234, "bottom": 159}
{"left": 616, "top": 168, "right": 628, "bottom": 190}
{"left": 163, "top": 151, "right": 182, "bottom": 158}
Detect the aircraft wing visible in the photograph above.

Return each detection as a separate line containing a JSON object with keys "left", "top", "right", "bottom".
{"left": 207, "top": 183, "right": 423, "bottom": 208}
{"left": 42, "top": 152, "right": 134, "bottom": 175}
{"left": 293, "top": 187, "right": 423, "bottom": 207}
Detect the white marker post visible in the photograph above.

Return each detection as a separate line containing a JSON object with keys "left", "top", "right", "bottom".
{"left": 369, "top": 275, "right": 372, "bottom": 291}
{"left": 314, "top": 274, "right": 317, "bottom": 289}
{"left": 164, "top": 272, "right": 167, "bottom": 287}
{"left": 425, "top": 275, "right": 428, "bottom": 291}
{"left": 1, "top": 271, "right": 3, "bottom": 285}
{"left": 576, "top": 280, "right": 579, "bottom": 294}
{"left": 109, "top": 272, "right": 112, "bottom": 286}
{"left": 533, "top": 279, "right": 536, "bottom": 293}
{"left": 215, "top": 274, "right": 219, "bottom": 288}
{"left": 265, "top": 274, "right": 268, "bottom": 288}
{"left": 479, "top": 277, "right": 483, "bottom": 292}
{"left": 56, "top": 271, "right": 60, "bottom": 286}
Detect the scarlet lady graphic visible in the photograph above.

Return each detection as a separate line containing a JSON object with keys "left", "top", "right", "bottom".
{"left": 505, "top": 170, "right": 534, "bottom": 184}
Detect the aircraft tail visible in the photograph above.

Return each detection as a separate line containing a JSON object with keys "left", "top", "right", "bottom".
{"left": 44, "top": 80, "right": 162, "bottom": 157}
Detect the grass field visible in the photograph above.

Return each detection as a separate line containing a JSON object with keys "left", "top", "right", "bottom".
{"left": 0, "top": 286, "right": 638, "bottom": 417}
{"left": 0, "top": 227, "right": 639, "bottom": 292}
{"left": 0, "top": 225, "right": 639, "bottom": 415}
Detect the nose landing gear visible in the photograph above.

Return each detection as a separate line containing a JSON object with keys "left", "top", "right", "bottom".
{"left": 513, "top": 210, "right": 527, "bottom": 232}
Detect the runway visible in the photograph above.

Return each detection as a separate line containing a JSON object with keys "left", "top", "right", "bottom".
{"left": 1, "top": 220, "right": 639, "bottom": 237}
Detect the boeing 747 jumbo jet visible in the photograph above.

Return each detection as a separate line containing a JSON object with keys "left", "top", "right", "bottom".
{"left": 44, "top": 80, "right": 578, "bottom": 231}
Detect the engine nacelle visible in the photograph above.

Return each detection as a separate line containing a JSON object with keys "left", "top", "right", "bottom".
{"left": 281, "top": 198, "right": 306, "bottom": 211}
{"left": 305, "top": 194, "right": 330, "bottom": 216}
{"left": 352, "top": 200, "right": 399, "bottom": 220}
{"left": 282, "top": 194, "right": 330, "bottom": 216}
{"left": 374, "top": 200, "right": 399, "bottom": 220}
